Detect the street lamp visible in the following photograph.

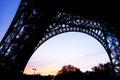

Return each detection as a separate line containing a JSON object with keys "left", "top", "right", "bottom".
{"left": 33, "top": 68, "right": 36, "bottom": 75}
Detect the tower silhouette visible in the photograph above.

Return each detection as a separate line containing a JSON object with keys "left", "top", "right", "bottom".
{"left": 0, "top": 0, "right": 120, "bottom": 79}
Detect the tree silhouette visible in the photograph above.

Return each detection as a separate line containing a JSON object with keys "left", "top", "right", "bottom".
{"left": 92, "top": 62, "right": 112, "bottom": 75}
{"left": 57, "top": 64, "right": 80, "bottom": 75}
{"left": 54, "top": 64, "right": 84, "bottom": 80}
{"left": 85, "top": 62, "right": 114, "bottom": 80}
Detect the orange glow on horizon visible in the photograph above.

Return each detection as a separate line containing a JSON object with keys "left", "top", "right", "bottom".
{"left": 23, "top": 65, "right": 62, "bottom": 76}
{"left": 23, "top": 63, "right": 98, "bottom": 75}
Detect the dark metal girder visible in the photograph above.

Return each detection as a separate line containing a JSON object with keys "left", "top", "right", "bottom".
{"left": 0, "top": 0, "right": 120, "bottom": 79}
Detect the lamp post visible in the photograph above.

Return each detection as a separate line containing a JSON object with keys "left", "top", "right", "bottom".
{"left": 33, "top": 68, "right": 36, "bottom": 75}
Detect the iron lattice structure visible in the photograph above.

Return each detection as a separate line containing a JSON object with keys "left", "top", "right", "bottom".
{"left": 0, "top": 0, "right": 120, "bottom": 79}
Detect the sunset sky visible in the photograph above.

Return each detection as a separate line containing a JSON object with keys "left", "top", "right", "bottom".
{"left": 23, "top": 32, "right": 110, "bottom": 75}
{"left": 0, "top": 0, "right": 110, "bottom": 76}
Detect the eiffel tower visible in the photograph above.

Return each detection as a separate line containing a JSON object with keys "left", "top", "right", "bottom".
{"left": 0, "top": 0, "right": 120, "bottom": 79}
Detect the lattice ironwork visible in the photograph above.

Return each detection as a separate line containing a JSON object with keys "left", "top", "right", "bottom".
{"left": 35, "top": 12, "right": 120, "bottom": 74}
{"left": 0, "top": 0, "right": 120, "bottom": 79}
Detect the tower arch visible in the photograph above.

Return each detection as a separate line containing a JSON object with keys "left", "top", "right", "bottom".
{"left": 24, "top": 31, "right": 110, "bottom": 75}
{"left": 0, "top": 0, "right": 119, "bottom": 79}
{"left": 33, "top": 12, "right": 120, "bottom": 74}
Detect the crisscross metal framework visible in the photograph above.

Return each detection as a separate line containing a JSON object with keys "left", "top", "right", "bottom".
{"left": 0, "top": 0, "right": 120, "bottom": 78}
{"left": 35, "top": 12, "right": 120, "bottom": 73}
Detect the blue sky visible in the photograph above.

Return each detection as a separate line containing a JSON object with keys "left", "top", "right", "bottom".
{"left": 0, "top": 0, "right": 110, "bottom": 75}
{"left": 0, "top": 0, "right": 21, "bottom": 41}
